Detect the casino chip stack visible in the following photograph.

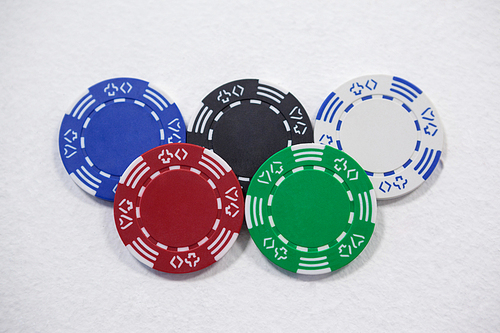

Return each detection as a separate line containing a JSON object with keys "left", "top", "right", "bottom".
{"left": 59, "top": 78, "right": 186, "bottom": 201}
{"left": 114, "top": 143, "right": 244, "bottom": 273}
{"left": 245, "top": 143, "right": 376, "bottom": 275}
{"left": 187, "top": 79, "right": 314, "bottom": 193}
{"left": 314, "top": 75, "right": 444, "bottom": 199}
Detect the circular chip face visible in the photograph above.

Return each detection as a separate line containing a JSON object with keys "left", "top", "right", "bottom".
{"left": 314, "top": 75, "right": 444, "bottom": 199}
{"left": 114, "top": 143, "right": 244, "bottom": 274}
{"left": 187, "top": 79, "right": 313, "bottom": 193}
{"left": 59, "top": 77, "right": 186, "bottom": 201}
{"left": 246, "top": 143, "right": 376, "bottom": 275}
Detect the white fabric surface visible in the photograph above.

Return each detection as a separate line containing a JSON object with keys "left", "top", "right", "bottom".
{"left": 1, "top": 1, "right": 499, "bottom": 332}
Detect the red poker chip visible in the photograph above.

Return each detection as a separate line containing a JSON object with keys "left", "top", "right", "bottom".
{"left": 114, "top": 143, "right": 244, "bottom": 273}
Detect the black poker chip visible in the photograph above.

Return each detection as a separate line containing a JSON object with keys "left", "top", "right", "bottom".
{"left": 187, "top": 79, "right": 313, "bottom": 193}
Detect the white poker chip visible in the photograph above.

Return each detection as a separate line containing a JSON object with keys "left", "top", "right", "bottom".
{"left": 314, "top": 75, "right": 444, "bottom": 199}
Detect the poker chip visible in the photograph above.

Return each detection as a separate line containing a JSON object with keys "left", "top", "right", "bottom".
{"left": 314, "top": 75, "right": 444, "bottom": 199}
{"left": 59, "top": 77, "right": 186, "bottom": 201}
{"left": 114, "top": 143, "right": 244, "bottom": 273}
{"left": 187, "top": 79, "right": 313, "bottom": 193}
{"left": 246, "top": 143, "right": 376, "bottom": 275}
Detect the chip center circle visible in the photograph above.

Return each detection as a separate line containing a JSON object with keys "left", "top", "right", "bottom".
{"left": 84, "top": 101, "right": 160, "bottom": 176}
{"left": 270, "top": 169, "right": 351, "bottom": 248}
{"left": 211, "top": 101, "right": 290, "bottom": 179}
{"left": 139, "top": 169, "right": 218, "bottom": 248}
{"left": 340, "top": 98, "right": 417, "bottom": 173}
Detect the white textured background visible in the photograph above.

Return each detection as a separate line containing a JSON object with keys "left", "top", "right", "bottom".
{"left": 1, "top": 1, "right": 499, "bottom": 332}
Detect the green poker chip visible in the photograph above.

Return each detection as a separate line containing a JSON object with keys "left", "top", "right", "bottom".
{"left": 245, "top": 143, "right": 377, "bottom": 275}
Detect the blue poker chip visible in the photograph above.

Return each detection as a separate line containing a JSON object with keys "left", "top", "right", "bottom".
{"left": 59, "top": 77, "right": 186, "bottom": 201}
